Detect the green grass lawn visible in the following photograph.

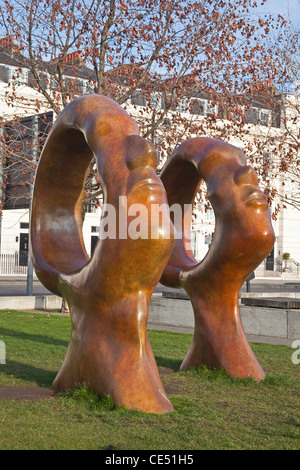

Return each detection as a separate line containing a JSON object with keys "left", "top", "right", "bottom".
{"left": 0, "top": 309, "right": 299, "bottom": 450}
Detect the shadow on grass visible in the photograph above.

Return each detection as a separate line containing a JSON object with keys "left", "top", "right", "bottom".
{"left": 1, "top": 360, "right": 57, "bottom": 387}
{"left": 0, "top": 327, "right": 68, "bottom": 347}
{"left": 155, "top": 355, "right": 182, "bottom": 371}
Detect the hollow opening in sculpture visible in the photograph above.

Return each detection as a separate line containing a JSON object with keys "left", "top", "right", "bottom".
{"left": 159, "top": 155, "right": 210, "bottom": 273}
{"left": 81, "top": 154, "right": 104, "bottom": 258}
{"left": 191, "top": 181, "right": 216, "bottom": 262}
{"left": 31, "top": 127, "right": 95, "bottom": 276}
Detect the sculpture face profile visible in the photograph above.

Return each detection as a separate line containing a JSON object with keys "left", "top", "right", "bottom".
{"left": 30, "top": 95, "right": 275, "bottom": 413}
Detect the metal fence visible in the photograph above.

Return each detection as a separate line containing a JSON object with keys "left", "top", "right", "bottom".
{"left": 272, "top": 258, "right": 300, "bottom": 276}
{"left": 0, "top": 253, "right": 28, "bottom": 275}
{"left": 281, "top": 258, "right": 300, "bottom": 276}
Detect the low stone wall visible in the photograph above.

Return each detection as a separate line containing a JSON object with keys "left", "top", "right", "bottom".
{"left": 149, "top": 294, "right": 194, "bottom": 329}
{"left": 239, "top": 305, "right": 300, "bottom": 339}
{"left": 0, "top": 293, "right": 299, "bottom": 341}
{"left": 0, "top": 295, "right": 62, "bottom": 311}
{"left": 148, "top": 293, "right": 300, "bottom": 340}
{"left": 242, "top": 292, "right": 300, "bottom": 299}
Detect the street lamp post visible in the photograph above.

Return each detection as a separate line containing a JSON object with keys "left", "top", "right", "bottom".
{"left": 26, "top": 115, "right": 39, "bottom": 296}
{"left": 0, "top": 125, "right": 3, "bottom": 260}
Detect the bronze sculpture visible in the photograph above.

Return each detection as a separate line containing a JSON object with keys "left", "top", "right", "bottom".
{"left": 30, "top": 95, "right": 175, "bottom": 413}
{"left": 159, "top": 138, "right": 275, "bottom": 380}
{"left": 30, "top": 95, "right": 275, "bottom": 413}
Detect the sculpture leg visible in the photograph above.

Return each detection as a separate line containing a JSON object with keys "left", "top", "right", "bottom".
{"left": 180, "top": 275, "right": 265, "bottom": 380}
{"left": 52, "top": 291, "right": 174, "bottom": 413}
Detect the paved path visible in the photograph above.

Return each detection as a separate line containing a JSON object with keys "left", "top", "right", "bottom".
{"left": 1, "top": 276, "right": 300, "bottom": 297}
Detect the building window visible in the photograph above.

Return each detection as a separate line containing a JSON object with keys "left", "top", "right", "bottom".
{"left": 206, "top": 209, "right": 215, "bottom": 221}
{"left": 149, "top": 93, "right": 161, "bottom": 109}
{"left": 260, "top": 111, "right": 271, "bottom": 126}
{"left": 20, "top": 222, "right": 29, "bottom": 229}
{"left": 246, "top": 107, "right": 271, "bottom": 126}
{"left": 177, "top": 98, "right": 189, "bottom": 113}
{"left": 79, "top": 79, "right": 88, "bottom": 94}
{"left": 188, "top": 98, "right": 218, "bottom": 116}
{"left": 131, "top": 91, "right": 146, "bottom": 107}
{"left": 41, "top": 72, "right": 58, "bottom": 90}
{"left": 206, "top": 101, "right": 217, "bottom": 116}
{"left": 190, "top": 99, "right": 206, "bottom": 115}
{"left": 6, "top": 67, "right": 28, "bottom": 86}
{"left": 86, "top": 81, "right": 96, "bottom": 93}
{"left": 63, "top": 76, "right": 88, "bottom": 95}
{"left": 246, "top": 107, "right": 259, "bottom": 124}
{"left": 86, "top": 204, "right": 98, "bottom": 214}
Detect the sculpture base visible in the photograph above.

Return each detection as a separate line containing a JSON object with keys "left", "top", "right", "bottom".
{"left": 52, "top": 294, "right": 174, "bottom": 414}
{"left": 180, "top": 296, "right": 266, "bottom": 381}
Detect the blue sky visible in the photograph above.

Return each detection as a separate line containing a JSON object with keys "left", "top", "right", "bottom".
{"left": 257, "top": 0, "right": 300, "bottom": 26}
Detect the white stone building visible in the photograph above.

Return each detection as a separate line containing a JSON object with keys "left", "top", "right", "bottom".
{"left": 0, "top": 47, "right": 299, "bottom": 278}
{"left": 0, "top": 78, "right": 102, "bottom": 272}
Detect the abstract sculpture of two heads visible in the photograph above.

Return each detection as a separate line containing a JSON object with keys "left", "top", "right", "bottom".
{"left": 30, "top": 95, "right": 275, "bottom": 413}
